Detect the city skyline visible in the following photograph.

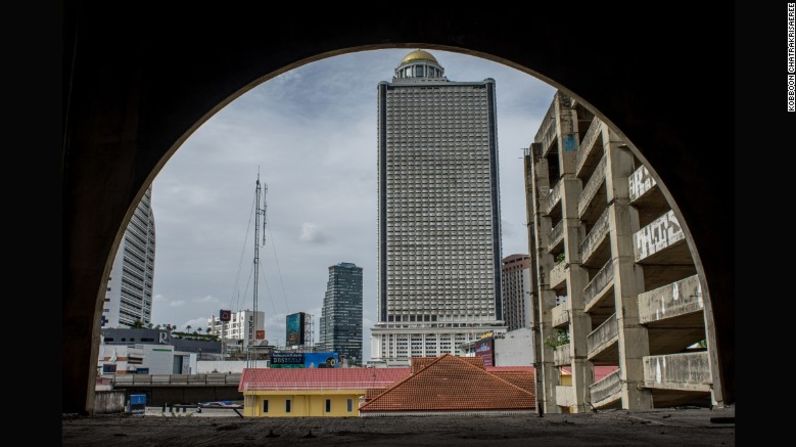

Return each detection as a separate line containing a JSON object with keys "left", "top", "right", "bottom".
{"left": 149, "top": 48, "right": 556, "bottom": 361}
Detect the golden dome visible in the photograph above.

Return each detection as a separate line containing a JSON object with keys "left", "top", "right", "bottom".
{"left": 400, "top": 49, "right": 438, "bottom": 65}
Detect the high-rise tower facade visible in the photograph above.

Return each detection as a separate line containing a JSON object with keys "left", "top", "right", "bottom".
{"left": 371, "top": 50, "right": 506, "bottom": 364}
{"left": 502, "top": 254, "right": 533, "bottom": 332}
{"left": 101, "top": 186, "right": 156, "bottom": 328}
{"left": 320, "top": 262, "right": 363, "bottom": 366}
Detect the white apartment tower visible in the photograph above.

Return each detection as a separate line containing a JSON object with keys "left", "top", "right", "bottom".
{"left": 101, "top": 186, "right": 156, "bottom": 328}
{"left": 371, "top": 50, "right": 506, "bottom": 364}
{"left": 207, "top": 310, "right": 266, "bottom": 349}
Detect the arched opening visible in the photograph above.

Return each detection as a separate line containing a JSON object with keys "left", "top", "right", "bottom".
{"left": 63, "top": 6, "right": 733, "bottom": 417}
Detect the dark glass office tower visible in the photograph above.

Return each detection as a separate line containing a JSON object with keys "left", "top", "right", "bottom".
{"left": 320, "top": 262, "right": 363, "bottom": 366}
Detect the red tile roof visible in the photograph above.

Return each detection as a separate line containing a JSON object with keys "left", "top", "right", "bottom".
{"left": 412, "top": 356, "right": 485, "bottom": 373}
{"left": 238, "top": 367, "right": 411, "bottom": 392}
{"left": 360, "top": 354, "right": 535, "bottom": 412}
{"left": 489, "top": 369, "right": 536, "bottom": 397}
{"left": 364, "top": 388, "right": 386, "bottom": 401}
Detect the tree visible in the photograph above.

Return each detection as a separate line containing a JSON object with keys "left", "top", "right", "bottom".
{"left": 130, "top": 320, "right": 145, "bottom": 329}
{"left": 186, "top": 325, "right": 192, "bottom": 333}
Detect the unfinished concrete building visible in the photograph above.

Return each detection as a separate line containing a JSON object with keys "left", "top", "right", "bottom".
{"left": 524, "top": 92, "right": 715, "bottom": 413}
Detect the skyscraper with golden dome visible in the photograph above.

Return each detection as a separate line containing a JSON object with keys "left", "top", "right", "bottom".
{"left": 371, "top": 50, "right": 506, "bottom": 365}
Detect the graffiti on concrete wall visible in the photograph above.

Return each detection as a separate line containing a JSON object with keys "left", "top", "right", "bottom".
{"left": 633, "top": 210, "right": 684, "bottom": 261}
{"left": 629, "top": 165, "right": 657, "bottom": 202}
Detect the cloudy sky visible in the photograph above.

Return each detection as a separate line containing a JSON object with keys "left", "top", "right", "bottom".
{"left": 149, "top": 49, "right": 555, "bottom": 361}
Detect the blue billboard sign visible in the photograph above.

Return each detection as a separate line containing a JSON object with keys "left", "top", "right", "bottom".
{"left": 304, "top": 352, "right": 339, "bottom": 368}
{"left": 270, "top": 352, "right": 339, "bottom": 368}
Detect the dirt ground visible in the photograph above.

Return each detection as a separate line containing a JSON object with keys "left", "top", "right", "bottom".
{"left": 63, "top": 406, "right": 734, "bottom": 446}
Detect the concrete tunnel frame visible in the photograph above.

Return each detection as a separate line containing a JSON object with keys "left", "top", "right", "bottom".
{"left": 63, "top": 10, "right": 734, "bottom": 415}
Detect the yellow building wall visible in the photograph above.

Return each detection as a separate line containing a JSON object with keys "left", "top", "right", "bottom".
{"left": 243, "top": 390, "right": 362, "bottom": 417}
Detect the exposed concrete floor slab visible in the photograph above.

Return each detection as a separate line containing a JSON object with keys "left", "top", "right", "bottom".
{"left": 64, "top": 406, "right": 734, "bottom": 446}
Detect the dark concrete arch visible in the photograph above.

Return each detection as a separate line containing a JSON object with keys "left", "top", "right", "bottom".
{"left": 63, "top": 4, "right": 734, "bottom": 414}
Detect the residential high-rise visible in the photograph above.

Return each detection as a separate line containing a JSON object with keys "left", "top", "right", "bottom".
{"left": 371, "top": 50, "right": 506, "bottom": 364}
{"left": 525, "top": 91, "right": 715, "bottom": 413}
{"left": 320, "top": 262, "right": 363, "bottom": 366}
{"left": 101, "top": 186, "right": 156, "bottom": 328}
{"left": 207, "top": 309, "right": 265, "bottom": 349}
{"left": 501, "top": 254, "right": 533, "bottom": 331}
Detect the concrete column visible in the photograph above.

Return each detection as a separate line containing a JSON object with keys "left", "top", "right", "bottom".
{"left": 565, "top": 265, "right": 592, "bottom": 413}
{"left": 557, "top": 93, "right": 593, "bottom": 413}
{"left": 526, "top": 144, "right": 561, "bottom": 414}
{"left": 604, "top": 129, "right": 653, "bottom": 410}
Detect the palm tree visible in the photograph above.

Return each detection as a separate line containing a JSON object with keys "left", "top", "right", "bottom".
{"left": 186, "top": 325, "right": 192, "bottom": 333}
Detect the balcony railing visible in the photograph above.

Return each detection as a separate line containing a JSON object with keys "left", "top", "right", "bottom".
{"left": 578, "top": 156, "right": 607, "bottom": 217}
{"left": 589, "top": 369, "right": 622, "bottom": 404}
{"left": 540, "top": 107, "right": 558, "bottom": 157}
{"left": 548, "top": 220, "right": 564, "bottom": 251}
{"left": 583, "top": 260, "right": 614, "bottom": 308}
{"left": 542, "top": 180, "right": 562, "bottom": 215}
{"left": 549, "top": 260, "right": 568, "bottom": 288}
{"left": 639, "top": 274, "right": 703, "bottom": 324}
{"left": 629, "top": 165, "right": 657, "bottom": 202}
{"left": 587, "top": 313, "right": 618, "bottom": 356}
{"left": 643, "top": 352, "right": 712, "bottom": 392}
{"left": 555, "top": 385, "right": 575, "bottom": 408}
{"left": 579, "top": 207, "right": 610, "bottom": 263}
{"left": 554, "top": 343, "right": 571, "bottom": 366}
{"left": 633, "top": 210, "right": 685, "bottom": 262}
{"left": 575, "top": 117, "right": 602, "bottom": 175}
{"left": 533, "top": 99, "right": 558, "bottom": 156}
{"left": 552, "top": 302, "right": 570, "bottom": 327}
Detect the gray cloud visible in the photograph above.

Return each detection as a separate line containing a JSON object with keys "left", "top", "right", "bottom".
{"left": 299, "top": 223, "right": 328, "bottom": 244}
{"left": 181, "top": 317, "right": 208, "bottom": 331}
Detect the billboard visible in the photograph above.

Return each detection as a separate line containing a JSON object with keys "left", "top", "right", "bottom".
{"left": 271, "top": 352, "right": 305, "bottom": 368}
{"left": 219, "top": 309, "right": 231, "bottom": 322}
{"left": 473, "top": 338, "right": 495, "bottom": 367}
{"left": 286, "top": 312, "right": 306, "bottom": 346}
{"left": 255, "top": 330, "right": 265, "bottom": 340}
{"left": 304, "top": 352, "right": 338, "bottom": 368}
{"left": 270, "top": 352, "right": 339, "bottom": 368}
